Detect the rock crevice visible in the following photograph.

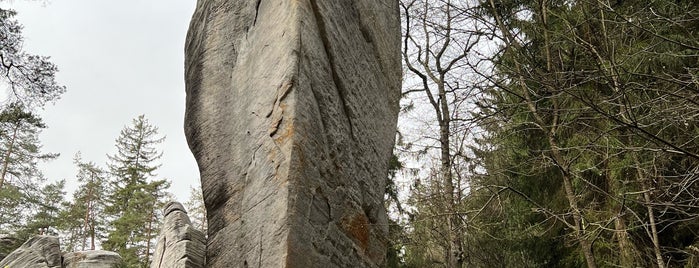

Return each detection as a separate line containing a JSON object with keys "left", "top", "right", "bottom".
{"left": 150, "top": 202, "right": 206, "bottom": 268}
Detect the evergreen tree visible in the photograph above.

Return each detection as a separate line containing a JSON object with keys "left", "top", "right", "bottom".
{"left": 466, "top": 0, "right": 699, "bottom": 266}
{"left": 103, "top": 115, "right": 170, "bottom": 267}
{"left": 21, "top": 179, "right": 66, "bottom": 238}
{"left": 183, "top": 185, "right": 207, "bottom": 235}
{"left": 59, "top": 153, "right": 109, "bottom": 252}
{"left": 395, "top": 0, "right": 699, "bottom": 266}
{"left": 0, "top": 103, "right": 57, "bottom": 233}
{"left": 0, "top": 8, "right": 65, "bottom": 108}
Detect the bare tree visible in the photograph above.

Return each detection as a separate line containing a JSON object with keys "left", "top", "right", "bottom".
{"left": 399, "top": 0, "right": 486, "bottom": 266}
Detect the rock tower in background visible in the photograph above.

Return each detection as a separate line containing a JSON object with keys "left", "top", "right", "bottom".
{"left": 184, "top": 0, "right": 401, "bottom": 267}
{"left": 150, "top": 202, "right": 206, "bottom": 268}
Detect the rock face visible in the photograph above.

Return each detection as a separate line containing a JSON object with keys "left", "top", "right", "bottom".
{"left": 150, "top": 202, "right": 206, "bottom": 268}
{"left": 185, "top": 0, "right": 401, "bottom": 267}
{"left": 0, "top": 236, "right": 122, "bottom": 268}
{"left": 0, "top": 234, "right": 21, "bottom": 261}
{"left": 0, "top": 235, "right": 61, "bottom": 268}
{"left": 63, "top": 250, "right": 123, "bottom": 268}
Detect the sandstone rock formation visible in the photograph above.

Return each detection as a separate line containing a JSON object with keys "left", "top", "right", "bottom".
{"left": 0, "top": 235, "right": 122, "bottom": 268}
{"left": 0, "top": 234, "right": 21, "bottom": 261}
{"left": 0, "top": 235, "right": 61, "bottom": 268}
{"left": 185, "top": 0, "right": 401, "bottom": 267}
{"left": 63, "top": 250, "right": 123, "bottom": 268}
{"left": 150, "top": 201, "right": 206, "bottom": 268}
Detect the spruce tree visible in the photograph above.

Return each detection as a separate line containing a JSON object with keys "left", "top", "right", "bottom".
{"left": 103, "top": 115, "right": 170, "bottom": 267}
{"left": 466, "top": 0, "right": 699, "bottom": 266}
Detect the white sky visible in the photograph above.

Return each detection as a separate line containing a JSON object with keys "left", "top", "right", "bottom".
{"left": 0, "top": 0, "right": 199, "bottom": 202}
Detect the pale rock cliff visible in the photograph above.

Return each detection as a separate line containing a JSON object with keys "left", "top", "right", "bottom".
{"left": 185, "top": 0, "right": 401, "bottom": 267}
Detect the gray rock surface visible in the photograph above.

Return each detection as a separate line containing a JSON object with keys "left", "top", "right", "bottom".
{"left": 0, "top": 234, "right": 21, "bottom": 261}
{"left": 185, "top": 0, "right": 401, "bottom": 267}
{"left": 0, "top": 235, "right": 61, "bottom": 268}
{"left": 63, "top": 250, "right": 123, "bottom": 268}
{"left": 150, "top": 201, "right": 206, "bottom": 268}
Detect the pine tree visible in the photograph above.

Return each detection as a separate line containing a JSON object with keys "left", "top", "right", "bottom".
{"left": 59, "top": 153, "right": 109, "bottom": 252}
{"left": 0, "top": 103, "right": 58, "bottom": 233}
{"left": 21, "top": 180, "right": 66, "bottom": 238}
{"left": 0, "top": 8, "right": 65, "bottom": 108}
{"left": 102, "top": 115, "right": 170, "bottom": 267}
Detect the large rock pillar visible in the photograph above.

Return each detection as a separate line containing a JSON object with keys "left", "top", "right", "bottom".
{"left": 184, "top": 1, "right": 401, "bottom": 267}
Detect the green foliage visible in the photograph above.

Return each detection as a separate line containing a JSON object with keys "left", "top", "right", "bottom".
{"left": 462, "top": 0, "right": 699, "bottom": 266}
{"left": 183, "top": 185, "right": 206, "bottom": 235}
{"left": 58, "top": 153, "right": 110, "bottom": 252}
{"left": 398, "top": 0, "right": 699, "bottom": 266}
{"left": 102, "top": 115, "right": 170, "bottom": 268}
{"left": 20, "top": 180, "right": 66, "bottom": 238}
{"left": 0, "top": 103, "right": 57, "bottom": 190}
{"left": 0, "top": 103, "right": 60, "bottom": 240}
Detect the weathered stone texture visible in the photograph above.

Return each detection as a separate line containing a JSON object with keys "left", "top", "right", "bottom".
{"left": 0, "top": 235, "right": 61, "bottom": 268}
{"left": 185, "top": 0, "right": 400, "bottom": 267}
{"left": 150, "top": 202, "right": 206, "bottom": 268}
{"left": 63, "top": 250, "right": 123, "bottom": 268}
{"left": 0, "top": 234, "right": 21, "bottom": 261}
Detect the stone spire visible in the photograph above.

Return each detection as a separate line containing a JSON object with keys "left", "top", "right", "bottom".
{"left": 185, "top": 1, "right": 401, "bottom": 267}
{"left": 150, "top": 202, "right": 206, "bottom": 268}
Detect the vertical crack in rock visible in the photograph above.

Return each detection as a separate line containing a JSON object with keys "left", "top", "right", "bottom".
{"left": 253, "top": 0, "right": 262, "bottom": 26}
{"left": 149, "top": 202, "right": 205, "bottom": 268}
{"left": 308, "top": 83, "right": 328, "bottom": 135}
{"left": 257, "top": 228, "right": 263, "bottom": 268}
{"left": 268, "top": 80, "right": 294, "bottom": 137}
{"left": 308, "top": 0, "right": 356, "bottom": 140}
{"left": 156, "top": 237, "right": 166, "bottom": 268}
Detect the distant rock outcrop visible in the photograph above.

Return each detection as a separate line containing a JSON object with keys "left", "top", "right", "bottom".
{"left": 185, "top": 0, "right": 401, "bottom": 267}
{"left": 0, "top": 235, "right": 122, "bottom": 268}
{"left": 150, "top": 201, "right": 206, "bottom": 268}
{"left": 0, "top": 235, "right": 61, "bottom": 268}
{"left": 62, "top": 250, "right": 123, "bottom": 268}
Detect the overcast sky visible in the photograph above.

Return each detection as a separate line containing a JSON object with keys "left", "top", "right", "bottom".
{"left": 1, "top": 0, "right": 199, "bottom": 202}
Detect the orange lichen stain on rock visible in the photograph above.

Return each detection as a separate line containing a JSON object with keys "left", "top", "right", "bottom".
{"left": 273, "top": 110, "right": 294, "bottom": 144}
{"left": 342, "top": 213, "right": 370, "bottom": 252}
{"left": 73, "top": 252, "right": 87, "bottom": 262}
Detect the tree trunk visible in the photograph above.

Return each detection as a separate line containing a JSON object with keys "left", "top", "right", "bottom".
{"left": 438, "top": 72, "right": 462, "bottom": 268}
{"left": 486, "top": 0, "right": 597, "bottom": 265}
{"left": 83, "top": 185, "right": 93, "bottom": 251}
{"left": 614, "top": 216, "right": 636, "bottom": 266}
{"left": 0, "top": 125, "right": 19, "bottom": 190}
{"left": 145, "top": 206, "right": 155, "bottom": 266}
{"left": 560, "top": 170, "right": 597, "bottom": 268}
{"left": 634, "top": 156, "right": 665, "bottom": 268}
